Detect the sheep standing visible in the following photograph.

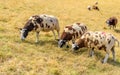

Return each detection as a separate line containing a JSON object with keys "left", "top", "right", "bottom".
{"left": 58, "top": 23, "right": 87, "bottom": 48}
{"left": 106, "top": 17, "right": 118, "bottom": 29}
{"left": 20, "top": 14, "right": 60, "bottom": 42}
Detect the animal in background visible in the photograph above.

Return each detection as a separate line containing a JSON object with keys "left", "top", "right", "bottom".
{"left": 72, "top": 31, "right": 119, "bottom": 63}
{"left": 19, "top": 14, "right": 60, "bottom": 42}
{"left": 87, "top": 1, "right": 99, "bottom": 11}
{"left": 58, "top": 23, "right": 87, "bottom": 48}
{"left": 106, "top": 17, "right": 118, "bottom": 29}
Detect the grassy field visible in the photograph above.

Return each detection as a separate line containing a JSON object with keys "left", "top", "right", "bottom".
{"left": 0, "top": 0, "right": 120, "bottom": 75}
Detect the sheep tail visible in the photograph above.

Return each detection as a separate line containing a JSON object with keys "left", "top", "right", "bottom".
{"left": 115, "top": 38, "right": 120, "bottom": 47}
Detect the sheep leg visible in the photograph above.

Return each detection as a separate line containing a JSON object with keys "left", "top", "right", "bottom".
{"left": 89, "top": 48, "right": 94, "bottom": 57}
{"left": 35, "top": 32, "right": 40, "bottom": 43}
{"left": 72, "top": 39, "right": 75, "bottom": 44}
{"left": 110, "top": 26, "right": 111, "bottom": 29}
{"left": 113, "top": 25, "right": 115, "bottom": 29}
{"left": 109, "top": 25, "right": 111, "bottom": 29}
{"left": 66, "top": 41, "right": 69, "bottom": 48}
{"left": 52, "top": 30, "right": 56, "bottom": 40}
{"left": 56, "top": 30, "right": 60, "bottom": 40}
{"left": 115, "top": 25, "right": 116, "bottom": 28}
{"left": 111, "top": 47, "right": 116, "bottom": 62}
{"left": 102, "top": 52, "right": 109, "bottom": 63}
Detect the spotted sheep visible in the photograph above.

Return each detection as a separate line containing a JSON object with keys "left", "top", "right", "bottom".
{"left": 87, "top": 1, "right": 99, "bottom": 11}
{"left": 72, "top": 31, "right": 119, "bottom": 63}
{"left": 92, "top": 5, "right": 99, "bottom": 11}
{"left": 106, "top": 17, "right": 118, "bottom": 29}
{"left": 58, "top": 23, "right": 87, "bottom": 48}
{"left": 20, "top": 14, "right": 60, "bottom": 42}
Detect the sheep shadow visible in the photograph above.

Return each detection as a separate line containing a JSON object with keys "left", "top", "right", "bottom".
{"left": 71, "top": 48, "right": 88, "bottom": 55}
{"left": 16, "top": 39, "right": 120, "bottom": 67}
{"left": 94, "top": 51, "right": 120, "bottom": 67}
{"left": 114, "top": 29, "right": 120, "bottom": 33}
{"left": 15, "top": 39, "right": 59, "bottom": 47}
{"left": 31, "top": 40, "right": 58, "bottom": 47}
{"left": 72, "top": 49, "right": 120, "bottom": 67}
{"left": 107, "top": 59, "right": 120, "bottom": 67}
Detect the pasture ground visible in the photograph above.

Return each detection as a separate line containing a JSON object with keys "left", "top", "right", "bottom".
{"left": 0, "top": 0, "right": 120, "bottom": 75}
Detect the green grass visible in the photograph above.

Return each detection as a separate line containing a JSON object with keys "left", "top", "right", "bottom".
{"left": 0, "top": 0, "right": 120, "bottom": 75}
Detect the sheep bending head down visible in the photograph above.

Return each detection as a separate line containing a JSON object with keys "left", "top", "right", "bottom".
{"left": 20, "top": 14, "right": 60, "bottom": 42}
{"left": 72, "top": 31, "right": 119, "bottom": 63}
{"left": 58, "top": 23, "right": 87, "bottom": 48}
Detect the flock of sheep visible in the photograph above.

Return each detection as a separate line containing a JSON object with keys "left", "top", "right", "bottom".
{"left": 18, "top": 2, "right": 119, "bottom": 64}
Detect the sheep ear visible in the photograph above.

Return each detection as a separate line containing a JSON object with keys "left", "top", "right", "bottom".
{"left": 56, "top": 39, "right": 60, "bottom": 41}
{"left": 19, "top": 28, "right": 22, "bottom": 30}
{"left": 64, "top": 40, "right": 66, "bottom": 42}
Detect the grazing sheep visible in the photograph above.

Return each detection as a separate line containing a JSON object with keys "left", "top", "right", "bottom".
{"left": 20, "top": 14, "right": 60, "bottom": 42}
{"left": 87, "top": 5, "right": 99, "bottom": 11}
{"left": 58, "top": 23, "right": 87, "bottom": 48}
{"left": 92, "top": 5, "right": 99, "bottom": 11}
{"left": 72, "top": 31, "right": 119, "bottom": 63}
{"left": 87, "top": 6, "right": 91, "bottom": 11}
{"left": 106, "top": 17, "right": 118, "bottom": 29}
{"left": 87, "top": 2, "right": 99, "bottom": 11}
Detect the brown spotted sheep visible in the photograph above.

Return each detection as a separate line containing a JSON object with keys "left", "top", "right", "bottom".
{"left": 72, "top": 31, "right": 119, "bottom": 63}
{"left": 87, "top": 5, "right": 99, "bottom": 11}
{"left": 92, "top": 5, "right": 99, "bottom": 11}
{"left": 20, "top": 14, "right": 60, "bottom": 42}
{"left": 87, "top": 2, "right": 99, "bottom": 11}
{"left": 106, "top": 17, "right": 118, "bottom": 29}
{"left": 58, "top": 23, "right": 87, "bottom": 48}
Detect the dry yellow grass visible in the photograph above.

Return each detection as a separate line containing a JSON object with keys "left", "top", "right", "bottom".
{"left": 0, "top": 0, "right": 120, "bottom": 75}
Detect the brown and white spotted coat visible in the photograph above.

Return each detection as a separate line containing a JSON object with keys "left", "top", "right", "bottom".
{"left": 87, "top": 2, "right": 99, "bottom": 11}
{"left": 72, "top": 31, "right": 119, "bottom": 63}
{"left": 20, "top": 14, "right": 60, "bottom": 42}
{"left": 58, "top": 23, "right": 87, "bottom": 48}
{"left": 106, "top": 17, "right": 118, "bottom": 29}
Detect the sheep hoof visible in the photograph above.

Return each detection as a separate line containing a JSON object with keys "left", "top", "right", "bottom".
{"left": 35, "top": 41, "right": 39, "bottom": 44}
{"left": 101, "top": 60, "right": 104, "bottom": 63}
{"left": 66, "top": 45, "right": 69, "bottom": 48}
{"left": 88, "top": 55, "right": 93, "bottom": 57}
{"left": 112, "top": 59, "right": 116, "bottom": 62}
{"left": 88, "top": 55, "right": 91, "bottom": 57}
{"left": 113, "top": 61, "right": 116, "bottom": 63}
{"left": 101, "top": 60, "right": 105, "bottom": 64}
{"left": 90, "top": 55, "right": 93, "bottom": 57}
